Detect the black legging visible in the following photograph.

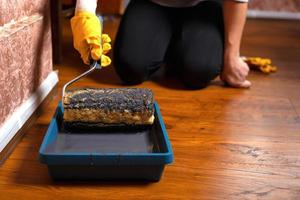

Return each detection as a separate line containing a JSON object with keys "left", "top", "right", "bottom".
{"left": 114, "top": 0, "right": 224, "bottom": 89}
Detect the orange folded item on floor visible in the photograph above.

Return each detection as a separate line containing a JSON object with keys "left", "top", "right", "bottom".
{"left": 243, "top": 57, "right": 277, "bottom": 74}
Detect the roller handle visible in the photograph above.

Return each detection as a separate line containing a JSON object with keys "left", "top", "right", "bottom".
{"left": 62, "top": 15, "right": 104, "bottom": 102}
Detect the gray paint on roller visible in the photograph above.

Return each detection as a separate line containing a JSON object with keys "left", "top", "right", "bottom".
{"left": 64, "top": 88, "right": 154, "bottom": 113}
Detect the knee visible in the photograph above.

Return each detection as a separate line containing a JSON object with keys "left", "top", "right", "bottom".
{"left": 181, "top": 60, "right": 220, "bottom": 89}
{"left": 114, "top": 50, "right": 148, "bottom": 85}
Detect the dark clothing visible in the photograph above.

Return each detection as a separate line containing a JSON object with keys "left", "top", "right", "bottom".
{"left": 114, "top": 0, "right": 224, "bottom": 88}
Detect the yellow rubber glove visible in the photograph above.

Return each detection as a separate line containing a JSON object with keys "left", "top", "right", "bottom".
{"left": 71, "top": 11, "right": 112, "bottom": 66}
{"left": 243, "top": 57, "right": 277, "bottom": 74}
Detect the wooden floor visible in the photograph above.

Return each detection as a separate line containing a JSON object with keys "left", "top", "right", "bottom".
{"left": 1, "top": 17, "right": 300, "bottom": 200}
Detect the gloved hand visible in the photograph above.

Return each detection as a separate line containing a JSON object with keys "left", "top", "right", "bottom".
{"left": 71, "top": 11, "right": 112, "bottom": 66}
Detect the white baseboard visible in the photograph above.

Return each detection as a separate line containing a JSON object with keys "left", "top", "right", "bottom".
{"left": 0, "top": 71, "right": 59, "bottom": 153}
{"left": 248, "top": 10, "right": 300, "bottom": 20}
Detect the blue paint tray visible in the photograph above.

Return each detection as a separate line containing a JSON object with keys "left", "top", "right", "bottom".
{"left": 39, "top": 102, "right": 173, "bottom": 181}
